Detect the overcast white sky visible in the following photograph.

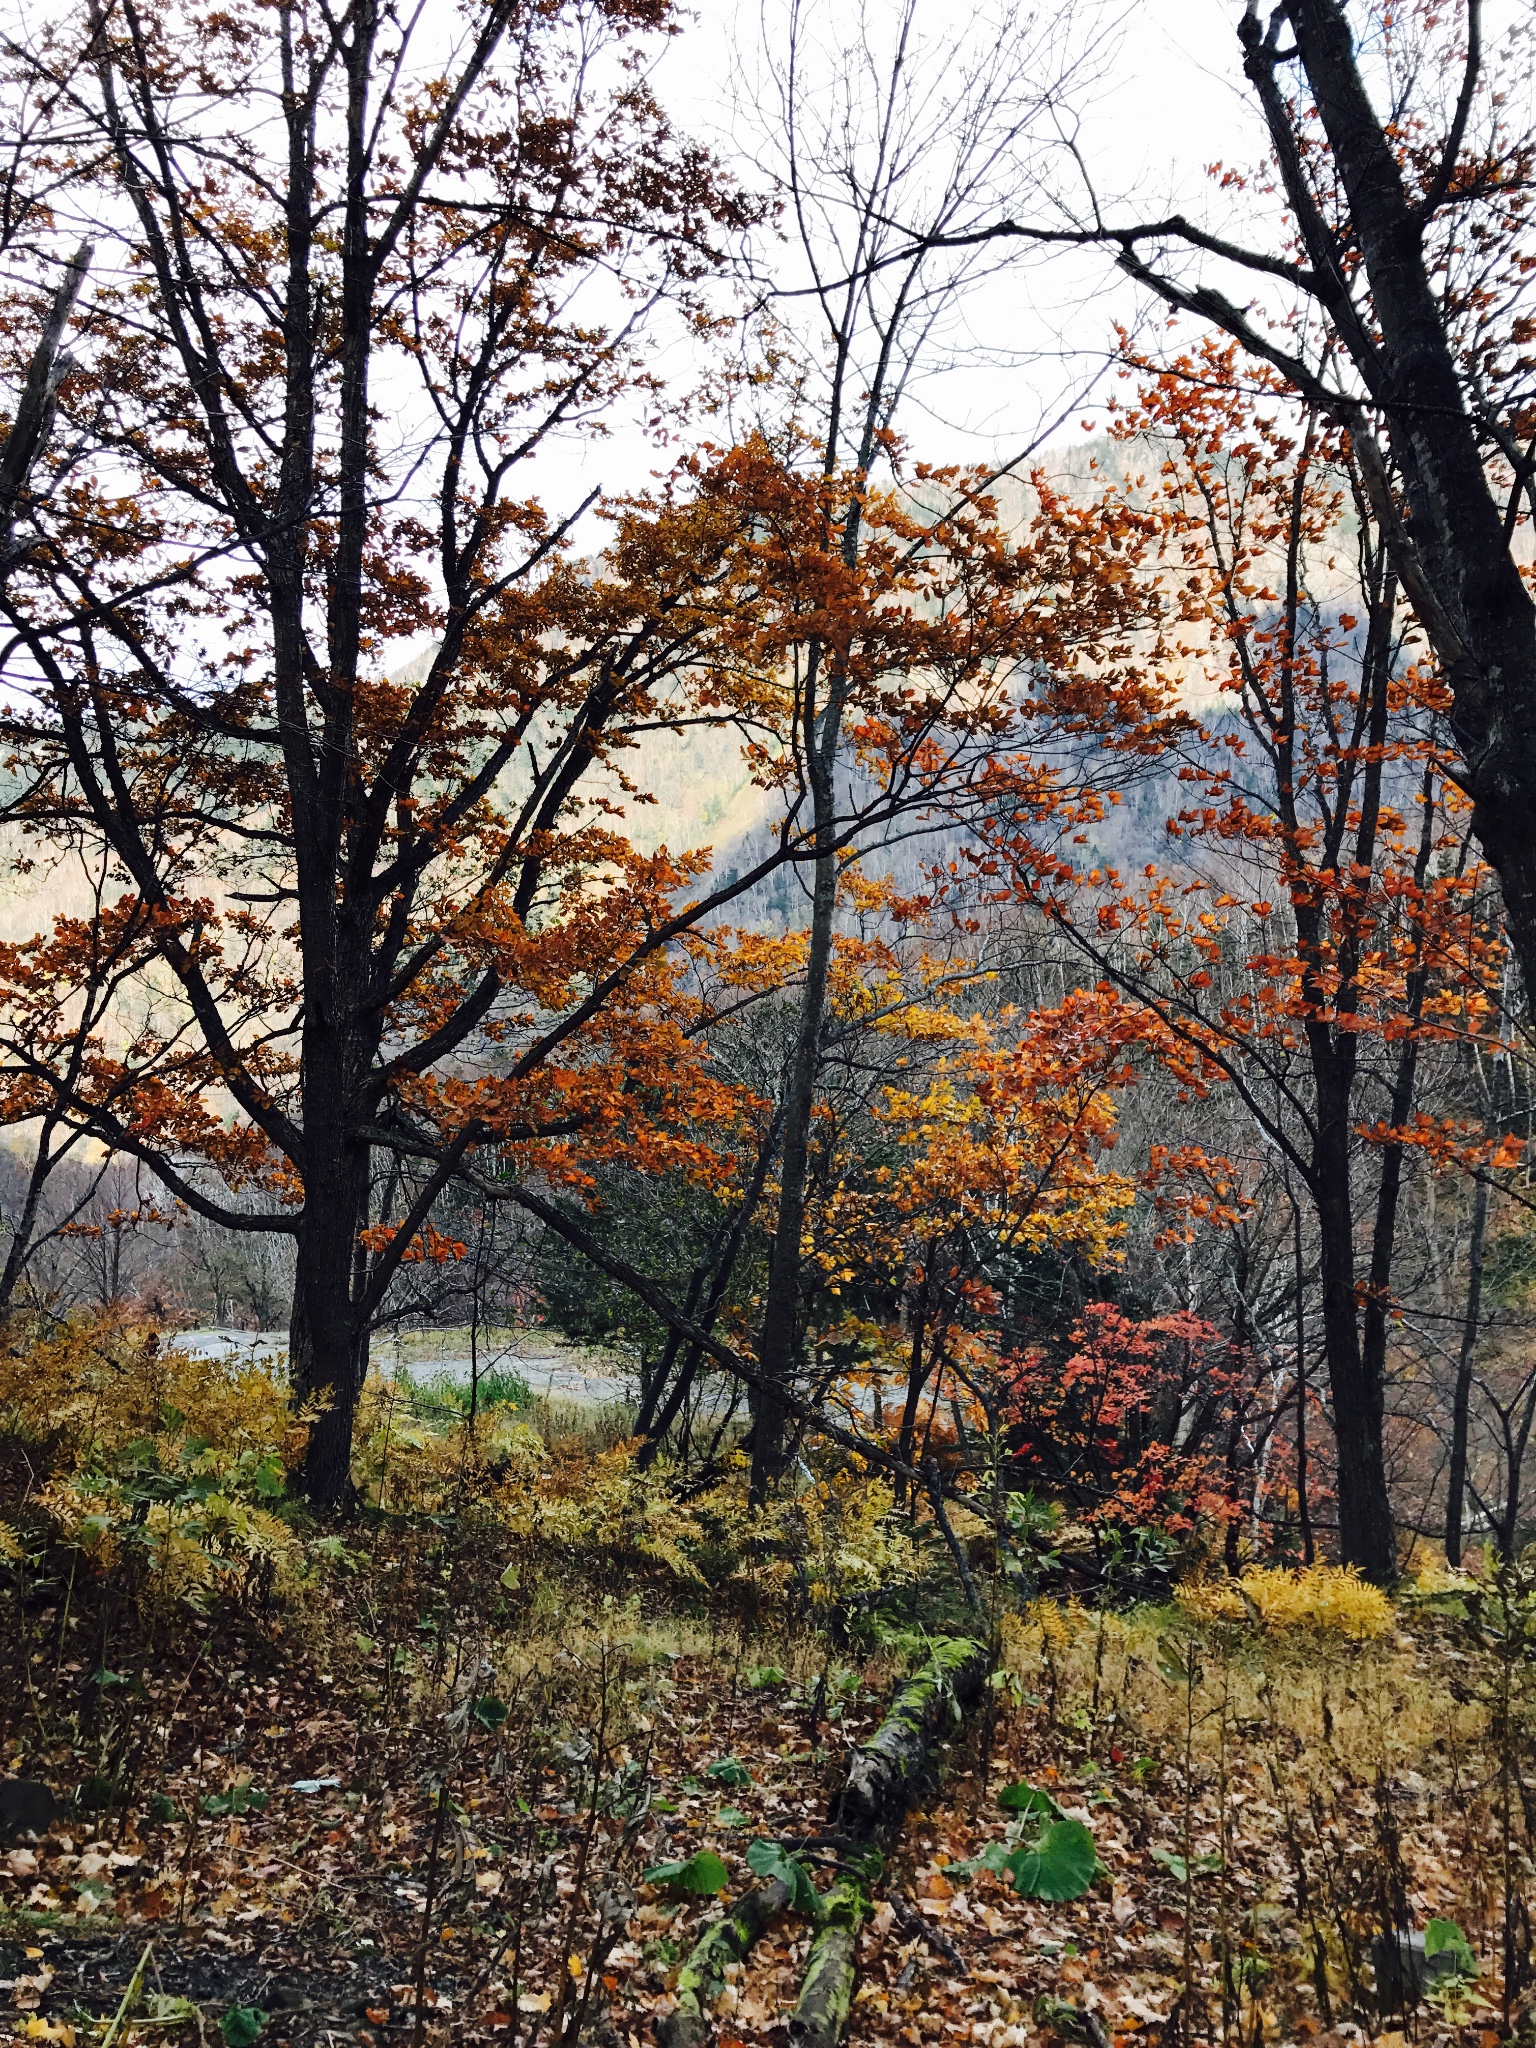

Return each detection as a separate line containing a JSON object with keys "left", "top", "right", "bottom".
{"left": 553, "top": 0, "right": 1263, "bottom": 509}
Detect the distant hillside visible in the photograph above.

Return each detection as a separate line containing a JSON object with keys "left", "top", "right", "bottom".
{"left": 0, "top": 432, "right": 1325, "bottom": 958}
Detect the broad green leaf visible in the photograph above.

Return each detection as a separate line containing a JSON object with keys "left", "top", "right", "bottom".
{"left": 945, "top": 1839, "right": 1015, "bottom": 1882}
{"left": 1155, "top": 1635, "right": 1190, "bottom": 1686}
{"left": 248, "top": 1453, "right": 285, "bottom": 1498}
{"left": 746, "top": 1665, "right": 786, "bottom": 1689}
{"left": 997, "top": 1780, "right": 1059, "bottom": 1819}
{"left": 1007, "top": 1819, "right": 1099, "bottom": 1902}
{"left": 745, "top": 1838, "right": 822, "bottom": 1915}
{"left": 706, "top": 1757, "right": 752, "bottom": 1787}
{"left": 642, "top": 1849, "right": 729, "bottom": 1896}
{"left": 472, "top": 1695, "right": 510, "bottom": 1731}
{"left": 715, "top": 1807, "right": 749, "bottom": 1828}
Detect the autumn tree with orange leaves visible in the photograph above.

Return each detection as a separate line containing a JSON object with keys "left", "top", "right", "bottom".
{"left": 0, "top": 0, "right": 1188, "bottom": 1507}
{"left": 0, "top": 0, "right": 800, "bottom": 1504}
{"left": 801, "top": 981, "right": 1211, "bottom": 1490}
{"left": 997, "top": 357, "right": 1522, "bottom": 1582}
{"left": 950, "top": 0, "right": 1536, "bottom": 1011}
{"left": 698, "top": 1, "right": 1188, "bottom": 1504}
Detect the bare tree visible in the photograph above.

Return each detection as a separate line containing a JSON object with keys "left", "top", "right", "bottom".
{"left": 738, "top": 0, "right": 1127, "bottom": 1501}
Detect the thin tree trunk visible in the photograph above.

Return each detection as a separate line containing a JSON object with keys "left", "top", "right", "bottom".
{"left": 1311, "top": 1075, "right": 1396, "bottom": 1582}
{"left": 753, "top": 738, "right": 838, "bottom": 1506}
{"left": 893, "top": 1302, "right": 928, "bottom": 1510}
{"left": 639, "top": 1341, "right": 704, "bottom": 1465}
{"left": 1447, "top": 1168, "right": 1491, "bottom": 1567}
{"left": 638, "top": 1108, "right": 782, "bottom": 1463}
{"left": 0, "top": 1117, "right": 61, "bottom": 1309}
{"left": 1292, "top": 1192, "right": 1316, "bottom": 1565}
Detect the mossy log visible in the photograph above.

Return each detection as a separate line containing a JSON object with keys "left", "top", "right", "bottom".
{"left": 835, "top": 1635, "right": 987, "bottom": 1840}
{"left": 789, "top": 1637, "right": 987, "bottom": 2048}
{"left": 651, "top": 1638, "right": 987, "bottom": 2048}
{"left": 657, "top": 1875, "right": 792, "bottom": 2048}
{"left": 788, "top": 1877, "right": 865, "bottom": 2048}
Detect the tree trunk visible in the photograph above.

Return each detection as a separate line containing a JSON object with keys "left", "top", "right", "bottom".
{"left": 892, "top": 1304, "right": 928, "bottom": 1510}
{"left": 1291, "top": 1191, "right": 1316, "bottom": 1565}
{"left": 291, "top": 1127, "right": 372, "bottom": 1509}
{"left": 637, "top": 1340, "right": 703, "bottom": 1468}
{"left": 753, "top": 750, "right": 838, "bottom": 1507}
{"left": 1447, "top": 1167, "right": 1491, "bottom": 1567}
{"left": 1316, "top": 1191, "right": 1393, "bottom": 1581}
{"left": 1310, "top": 1073, "right": 1396, "bottom": 1583}
{"left": 1257, "top": 2, "right": 1536, "bottom": 998}
{"left": 0, "top": 1117, "right": 61, "bottom": 1309}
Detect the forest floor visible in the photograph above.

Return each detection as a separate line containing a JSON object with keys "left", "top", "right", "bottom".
{"left": 0, "top": 1582, "right": 1522, "bottom": 2048}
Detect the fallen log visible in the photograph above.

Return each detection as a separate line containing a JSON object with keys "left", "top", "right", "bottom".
{"left": 656, "top": 1876, "right": 792, "bottom": 2048}
{"left": 651, "top": 1638, "right": 986, "bottom": 2048}
{"left": 835, "top": 1636, "right": 987, "bottom": 1840}
{"left": 790, "top": 1636, "right": 987, "bottom": 2048}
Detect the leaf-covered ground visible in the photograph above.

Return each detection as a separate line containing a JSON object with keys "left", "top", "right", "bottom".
{"left": 1, "top": 1616, "right": 891, "bottom": 2048}
{"left": 2, "top": 1593, "right": 1527, "bottom": 2048}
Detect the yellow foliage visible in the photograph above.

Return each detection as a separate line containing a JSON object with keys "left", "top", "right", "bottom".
{"left": 0, "top": 1310, "right": 298, "bottom": 1606}
{"left": 1407, "top": 1560, "right": 1480, "bottom": 1597}
{"left": 1, "top": 1321, "right": 916, "bottom": 1622}
{"left": 788, "top": 1475, "right": 919, "bottom": 1607}
{"left": 1010, "top": 1595, "right": 1076, "bottom": 1657}
{"left": 496, "top": 1437, "right": 709, "bottom": 1583}
{"left": 0, "top": 1311, "right": 295, "bottom": 1466}
{"left": 351, "top": 1371, "right": 919, "bottom": 1601}
{"left": 1177, "top": 1563, "right": 1394, "bottom": 1640}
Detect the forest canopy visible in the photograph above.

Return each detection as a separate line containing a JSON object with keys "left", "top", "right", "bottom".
{"left": 0, "top": 0, "right": 1524, "bottom": 1582}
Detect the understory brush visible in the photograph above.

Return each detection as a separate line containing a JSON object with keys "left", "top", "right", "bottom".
{"left": 907, "top": 1569, "right": 1536, "bottom": 2048}
{"left": 7, "top": 1317, "right": 1536, "bottom": 2048}
{"left": 0, "top": 1314, "right": 939, "bottom": 2048}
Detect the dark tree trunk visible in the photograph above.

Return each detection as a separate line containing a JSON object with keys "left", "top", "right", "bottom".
{"left": 0, "top": 1117, "right": 61, "bottom": 1309}
{"left": 892, "top": 1304, "right": 928, "bottom": 1510}
{"left": 753, "top": 735, "right": 837, "bottom": 1507}
{"left": 1311, "top": 1065, "right": 1396, "bottom": 1583}
{"left": 291, "top": 1114, "right": 373, "bottom": 1508}
{"left": 637, "top": 1341, "right": 704, "bottom": 1468}
{"left": 1446, "top": 1168, "right": 1489, "bottom": 1567}
{"left": 1291, "top": 1191, "right": 1316, "bottom": 1565}
{"left": 1249, "top": 2, "right": 1536, "bottom": 996}
{"left": 0, "top": 0, "right": 802, "bottom": 1519}
{"left": 637, "top": 1109, "right": 781, "bottom": 1466}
